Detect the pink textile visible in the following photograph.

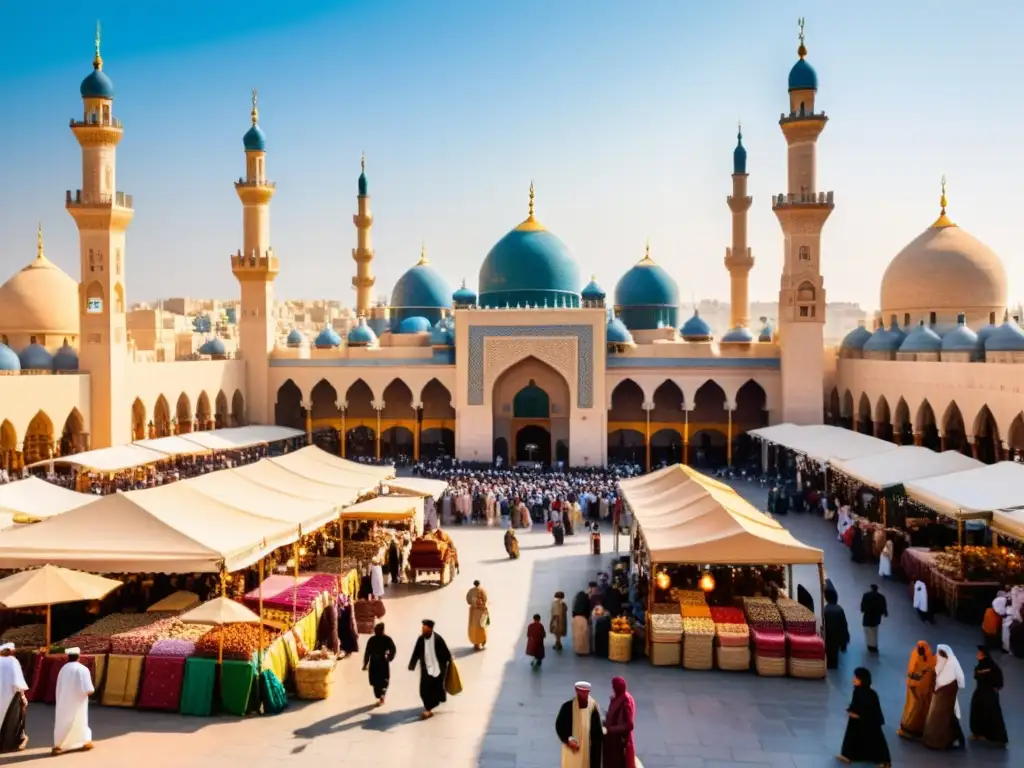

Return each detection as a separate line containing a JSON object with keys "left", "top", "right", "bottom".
{"left": 242, "top": 574, "right": 337, "bottom": 614}
{"left": 138, "top": 655, "right": 186, "bottom": 712}
{"left": 750, "top": 629, "right": 786, "bottom": 652}
{"left": 786, "top": 633, "right": 826, "bottom": 659}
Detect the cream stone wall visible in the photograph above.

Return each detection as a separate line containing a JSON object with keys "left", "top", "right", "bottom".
{"left": 0, "top": 374, "right": 91, "bottom": 447}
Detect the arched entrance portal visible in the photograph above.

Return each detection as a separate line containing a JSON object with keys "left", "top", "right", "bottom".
{"left": 492, "top": 356, "right": 570, "bottom": 467}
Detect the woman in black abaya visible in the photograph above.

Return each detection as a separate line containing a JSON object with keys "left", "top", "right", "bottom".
{"left": 839, "top": 667, "right": 891, "bottom": 766}
{"left": 969, "top": 646, "right": 1008, "bottom": 746}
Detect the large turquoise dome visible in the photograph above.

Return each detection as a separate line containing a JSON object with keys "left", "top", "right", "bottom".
{"left": 390, "top": 250, "right": 452, "bottom": 330}
{"left": 614, "top": 247, "right": 680, "bottom": 331}
{"left": 478, "top": 192, "right": 580, "bottom": 308}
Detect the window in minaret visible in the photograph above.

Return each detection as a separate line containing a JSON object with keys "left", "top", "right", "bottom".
{"left": 115, "top": 249, "right": 122, "bottom": 276}
{"left": 904, "top": 313, "right": 910, "bottom": 327}
{"left": 929, "top": 311, "right": 937, "bottom": 325}
{"left": 104, "top": 166, "right": 112, "bottom": 194}
{"left": 102, "top": 104, "right": 110, "bottom": 124}
{"left": 798, "top": 246, "right": 810, "bottom": 262}
{"left": 88, "top": 250, "right": 95, "bottom": 272}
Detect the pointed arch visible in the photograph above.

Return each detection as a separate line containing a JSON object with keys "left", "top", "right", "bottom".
{"left": 972, "top": 405, "right": 1000, "bottom": 463}
{"left": 381, "top": 379, "right": 415, "bottom": 420}
{"left": 874, "top": 396, "right": 892, "bottom": 441}
{"left": 131, "top": 397, "right": 147, "bottom": 441}
{"left": 941, "top": 401, "right": 968, "bottom": 455}
{"left": 0, "top": 419, "right": 18, "bottom": 473}
{"left": 856, "top": 393, "right": 873, "bottom": 434}
{"left": 154, "top": 395, "right": 171, "bottom": 437}
{"left": 196, "top": 391, "right": 212, "bottom": 431}
{"left": 59, "top": 408, "right": 85, "bottom": 456}
{"left": 893, "top": 397, "right": 912, "bottom": 445}
{"left": 1008, "top": 414, "right": 1024, "bottom": 461}
{"left": 692, "top": 380, "right": 727, "bottom": 424}
{"left": 650, "top": 380, "right": 684, "bottom": 424}
{"left": 827, "top": 387, "right": 841, "bottom": 426}
{"left": 421, "top": 378, "right": 455, "bottom": 420}
{"left": 274, "top": 379, "right": 304, "bottom": 430}
{"left": 215, "top": 390, "right": 229, "bottom": 429}
{"left": 310, "top": 379, "right": 339, "bottom": 421}
{"left": 344, "top": 379, "right": 375, "bottom": 420}
{"left": 175, "top": 393, "right": 193, "bottom": 432}
{"left": 609, "top": 379, "right": 645, "bottom": 423}
{"left": 23, "top": 410, "right": 54, "bottom": 464}
{"left": 231, "top": 389, "right": 245, "bottom": 427}
{"left": 735, "top": 379, "right": 768, "bottom": 428}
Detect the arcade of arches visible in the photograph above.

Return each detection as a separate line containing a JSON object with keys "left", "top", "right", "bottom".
{"left": 825, "top": 387, "right": 1024, "bottom": 464}
{"left": 129, "top": 389, "right": 246, "bottom": 441}
{"left": 1, "top": 408, "right": 86, "bottom": 472}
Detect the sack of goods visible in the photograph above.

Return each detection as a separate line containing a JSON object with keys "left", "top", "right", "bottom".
{"left": 608, "top": 618, "right": 633, "bottom": 663}
{"left": 649, "top": 613, "right": 682, "bottom": 666}
{"left": 776, "top": 598, "right": 816, "bottom": 636}
{"left": 750, "top": 628, "right": 787, "bottom": 677}
{"left": 786, "top": 632, "right": 826, "bottom": 680}
{"left": 681, "top": 617, "right": 715, "bottom": 670}
{"left": 295, "top": 655, "right": 338, "bottom": 700}
{"left": 741, "top": 598, "right": 783, "bottom": 631}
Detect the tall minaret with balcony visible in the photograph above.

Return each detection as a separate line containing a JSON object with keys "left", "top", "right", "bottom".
{"left": 725, "top": 124, "right": 754, "bottom": 331}
{"left": 773, "top": 19, "right": 833, "bottom": 424}
{"left": 66, "top": 25, "right": 134, "bottom": 449}
{"left": 231, "top": 90, "right": 278, "bottom": 425}
{"left": 352, "top": 154, "right": 375, "bottom": 316}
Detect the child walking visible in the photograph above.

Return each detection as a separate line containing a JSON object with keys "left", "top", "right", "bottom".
{"left": 526, "top": 614, "right": 546, "bottom": 667}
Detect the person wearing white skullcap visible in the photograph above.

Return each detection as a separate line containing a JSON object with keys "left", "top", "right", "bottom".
{"left": 555, "top": 681, "right": 603, "bottom": 767}
{"left": 0, "top": 642, "right": 28, "bottom": 752}
{"left": 52, "top": 648, "right": 94, "bottom": 755}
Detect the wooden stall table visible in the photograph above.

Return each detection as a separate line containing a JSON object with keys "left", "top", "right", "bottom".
{"left": 901, "top": 548, "right": 1001, "bottom": 623}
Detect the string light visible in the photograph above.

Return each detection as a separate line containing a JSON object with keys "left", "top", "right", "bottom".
{"left": 699, "top": 571, "right": 716, "bottom": 592}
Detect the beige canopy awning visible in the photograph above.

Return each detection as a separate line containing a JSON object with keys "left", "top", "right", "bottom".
{"left": 341, "top": 496, "right": 424, "bottom": 530}
{"left": 285, "top": 446, "right": 395, "bottom": 481}
{"left": 904, "top": 461, "right": 1024, "bottom": 521}
{"left": 29, "top": 443, "right": 172, "bottom": 472}
{"left": 133, "top": 436, "right": 212, "bottom": 456}
{"left": 232, "top": 458, "right": 366, "bottom": 504}
{"left": 620, "top": 465, "right": 822, "bottom": 565}
{"left": 831, "top": 446, "right": 983, "bottom": 490}
{"left": 0, "top": 477, "right": 96, "bottom": 522}
{"left": 170, "top": 425, "right": 304, "bottom": 452}
{"left": 749, "top": 423, "right": 899, "bottom": 463}
{"left": 991, "top": 507, "right": 1024, "bottom": 541}
{"left": 268, "top": 451, "right": 379, "bottom": 494}
{"left": 386, "top": 477, "right": 448, "bottom": 499}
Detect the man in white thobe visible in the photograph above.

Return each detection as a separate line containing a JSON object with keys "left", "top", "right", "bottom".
{"left": 370, "top": 558, "right": 386, "bottom": 598}
{"left": 555, "top": 681, "right": 602, "bottom": 768}
{"left": 0, "top": 643, "right": 28, "bottom": 753}
{"left": 52, "top": 648, "right": 94, "bottom": 755}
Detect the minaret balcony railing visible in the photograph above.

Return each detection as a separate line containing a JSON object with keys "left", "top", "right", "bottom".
{"left": 65, "top": 189, "right": 134, "bottom": 209}
{"left": 772, "top": 191, "right": 834, "bottom": 208}
{"left": 235, "top": 178, "right": 277, "bottom": 189}
{"left": 69, "top": 115, "right": 122, "bottom": 129}
{"left": 779, "top": 111, "right": 827, "bottom": 124}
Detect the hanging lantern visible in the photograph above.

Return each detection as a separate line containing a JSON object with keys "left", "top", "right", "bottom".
{"left": 299, "top": 546, "right": 307, "bottom": 557}
{"left": 699, "top": 571, "right": 716, "bottom": 593}
{"left": 655, "top": 570, "right": 671, "bottom": 591}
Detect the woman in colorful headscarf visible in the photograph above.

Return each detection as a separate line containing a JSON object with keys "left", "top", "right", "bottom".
{"left": 897, "top": 640, "right": 936, "bottom": 740}
{"left": 922, "top": 644, "right": 966, "bottom": 750}
{"left": 602, "top": 676, "right": 636, "bottom": 768}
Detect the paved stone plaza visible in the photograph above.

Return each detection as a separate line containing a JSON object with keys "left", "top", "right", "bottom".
{"left": 12, "top": 480, "right": 1019, "bottom": 767}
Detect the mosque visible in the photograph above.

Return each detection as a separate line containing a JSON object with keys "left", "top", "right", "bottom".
{"left": 0, "top": 24, "right": 1021, "bottom": 474}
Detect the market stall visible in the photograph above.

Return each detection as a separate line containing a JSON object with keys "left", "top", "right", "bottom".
{"left": 0, "top": 476, "right": 95, "bottom": 523}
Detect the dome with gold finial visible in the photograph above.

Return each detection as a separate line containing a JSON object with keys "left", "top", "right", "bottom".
{"left": 243, "top": 89, "right": 267, "bottom": 151}
{"left": 788, "top": 18, "right": 818, "bottom": 91}
{"left": 880, "top": 177, "right": 1006, "bottom": 330}
{"left": 80, "top": 23, "right": 115, "bottom": 100}
{"left": 478, "top": 182, "right": 581, "bottom": 309}
{"left": 390, "top": 242, "right": 452, "bottom": 330}
{"left": 0, "top": 225, "right": 80, "bottom": 339}
{"left": 614, "top": 240, "right": 680, "bottom": 331}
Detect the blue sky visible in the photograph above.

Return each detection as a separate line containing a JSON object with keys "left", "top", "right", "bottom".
{"left": 0, "top": 0, "right": 1020, "bottom": 310}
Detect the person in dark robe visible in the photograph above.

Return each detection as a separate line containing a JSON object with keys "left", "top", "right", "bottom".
{"left": 838, "top": 667, "right": 891, "bottom": 766}
{"left": 922, "top": 644, "right": 966, "bottom": 750}
{"left": 823, "top": 591, "right": 850, "bottom": 670}
{"left": 773, "top": 492, "right": 788, "bottom": 516}
{"left": 850, "top": 525, "right": 866, "bottom": 563}
{"left": 317, "top": 601, "right": 340, "bottom": 656}
{"left": 338, "top": 596, "right": 359, "bottom": 656}
{"left": 824, "top": 577, "right": 839, "bottom": 605}
{"left": 602, "top": 676, "right": 636, "bottom": 768}
{"left": 555, "top": 681, "right": 603, "bottom": 768}
{"left": 387, "top": 538, "right": 402, "bottom": 584}
{"left": 796, "top": 585, "right": 815, "bottom": 615}
{"left": 572, "top": 590, "right": 591, "bottom": 618}
{"left": 604, "top": 585, "right": 623, "bottom": 618}
{"left": 407, "top": 619, "right": 452, "bottom": 719}
{"left": 0, "top": 644, "right": 28, "bottom": 753}
{"left": 592, "top": 609, "right": 611, "bottom": 658}
{"left": 362, "top": 623, "right": 396, "bottom": 706}
{"left": 969, "top": 646, "right": 1008, "bottom": 746}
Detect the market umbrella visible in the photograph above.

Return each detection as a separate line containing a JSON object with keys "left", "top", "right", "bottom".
{"left": 0, "top": 565, "right": 123, "bottom": 648}
{"left": 179, "top": 597, "right": 261, "bottom": 663}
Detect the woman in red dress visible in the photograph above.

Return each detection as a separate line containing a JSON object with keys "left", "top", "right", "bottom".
{"left": 603, "top": 676, "right": 636, "bottom": 768}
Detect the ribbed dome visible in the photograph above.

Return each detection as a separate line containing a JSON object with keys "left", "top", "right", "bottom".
{"left": 198, "top": 337, "right": 226, "bottom": 356}
{"left": 681, "top": 311, "right": 712, "bottom": 341}
{"left": 899, "top": 321, "right": 942, "bottom": 353}
{"left": 19, "top": 343, "right": 53, "bottom": 371}
{"left": 397, "top": 316, "right": 431, "bottom": 334}
{"left": 285, "top": 329, "right": 304, "bottom": 347}
{"left": 985, "top": 315, "right": 1024, "bottom": 352}
{"left": 347, "top": 317, "right": 378, "bottom": 347}
{"left": 606, "top": 317, "right": 634, "bottom": 346}
{"left": 452, "top": 279, "right": 477, "bottom": 307}
{"left": 941, "top": 314, "right": 981, "bottom": 352}
{"left": 582, "top": 277, "right": 606, "bottom": 301}
{"left": 788, "top": 58, "right": 818, "bottom": 91}
{"left": 53, "top": 342, "right": 79, "bottom": 372}
{"left": 721, "top": 326, "right": 755, "bottom": 344}
{"left": 0, "top": 244, "right": 79, "bottom": 337}
{"left": 841, "top": 324, "right": 872, "bottom": 351}
{"left": 314, "top": 327, "right": 342, "bottom": 349}
{"left": 0, "top": 343, "right": 21, "bottom": 372}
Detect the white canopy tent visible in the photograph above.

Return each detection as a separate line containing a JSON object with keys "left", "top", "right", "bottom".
{"left": 991, "top": 507, "right": 1024, "bottom": 541}
{"left": 749, "top": 423, "right": 898, "bottom": 463}
{"left": 133, "top": 436, "right": 212, "bottom": 456}
{"left": 231, "top": 459, "right": 366, "bottom": 504}
{"left": 830, "top": 446, "right": 983, "bottom": 490}
{"left": 386, "top": 477, "right": 448, "bottom": 499}
{"left": 286, "top": 446, "right": 395, "bottom": 480}
{"left": 165, "top": 425, "right": 303, "bottom": 452}
{"left": 28, "top": 443, "right": 171, "bottom": 472}
{"left": 904, "top": 461, "right": 1024, "bottom": 521}
{"left": 0, "top": 477, "right": 96, "bottom": 521}
{"left": 341, "top": 496, "right": 424, "bottom": 532}
{"left": 268, "top": 451, "right": 380, "bottom": 493}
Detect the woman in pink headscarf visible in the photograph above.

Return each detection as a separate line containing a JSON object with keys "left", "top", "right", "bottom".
{"left": 602, "top": 676, "right": 636, "bottom": 768}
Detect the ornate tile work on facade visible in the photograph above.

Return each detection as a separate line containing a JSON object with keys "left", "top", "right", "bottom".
{"left": 483, "top": 336, "right": 577, "bottom": 406}
{"left": 468, "top": 324, "right": 594, "bottom": 408}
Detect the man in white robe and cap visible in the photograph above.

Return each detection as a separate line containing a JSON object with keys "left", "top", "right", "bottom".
{"left": 52, "top": 648, "right": 94, "bottom": 755}
{"left": 370, "top": 557, "right": 386, "bottom": 598}
{"left": 555, "top": 681, "right": 603, "bottom": 768}
{"left": 0, "top": 643, "right": 28, "bottom": 753}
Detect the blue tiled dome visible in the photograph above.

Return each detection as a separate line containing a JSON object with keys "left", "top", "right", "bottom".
{"left": 582, "top": 277, "right": 606, "bottom": 301}
{"left": 941, "top": 314, "right": 980, "bottom": 353}
{"left": 758, "top": 322, "right": 774, "bottom": 343}
{"left": 788, "top": 57, "right": 818, "bottom": 91}
{"left": 614, "top": 250, "right": 680, "bottom": 331}
{"left": 286, "top": 329, "right": 304, "bottom": 347}
{"left": 0, "top": 343, "right": 21, "bottom": 372}
{"left": 391, "top": 259, "right": 452, "bottom": 312}
{"left": 243, "top": 124, "right": 266, "bottom": 152}
{"left": 397, "top": 315, "right": 432, "bottom": 334}
{"left": 452, "top": 279, "right": 477, "bottom": 306}
{"left": 977, "top": 323, "right": 999, "bottom": 345}
{"left": 733, "top": 130, "right": 747, "bottom": 175}
{"left": 606, "top": 317, "right": 634, "bottom": 346}
{"left": 198, "top": 337, "right": 226, "bottom": 356}
{"left": 53, "top": 342, "right": 79, "bottom": 371}
{"left": 430, "top": 319, "right": 454, "bottom": 346}
{"left": 863, "top": 320, "right": 905, "bottom": 353}
{"left": 80, "top": 66, "right": 114, "bottom": 99}
{"left": 840, "top": 324, "right": 872, "bottom": 351}
{"left": 899, "top": 321, "right": 942, "bottom": 353}
{"left": 314, "top": 326, "right": 342, "bottom": 349}
{"left": 681, "top": 311, "right": 713, "bottom": 341}
{"left": 985, "top": 315, "right": 1024, "bottom": 352}
{"left": 347, "top": 317, "right": 378, "bottom": 347}
{"left": 478, "top": 209, "right": 581, "bottom": 308}
{"left": 19, "top": 343, "right": 53, "bottom": 371}
{"left": 721, "top": 326, "right": 755, "bottom": 344}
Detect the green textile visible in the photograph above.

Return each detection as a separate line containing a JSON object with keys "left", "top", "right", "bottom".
{"left": 179, "top": 658, "right": 216, "bottom": 717}
{"left": 259, "top": 669, "right": 289, "bottom": 715}
{"left": 219, "top": 659, "right": 256, "bottom": 716}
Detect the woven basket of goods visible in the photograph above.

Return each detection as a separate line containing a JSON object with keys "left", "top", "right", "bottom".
{"left": 608, "top": 632, "right": 632, "bottom": 663}
{"left": 295, "top": 658, "right": 337, "bottom": 700}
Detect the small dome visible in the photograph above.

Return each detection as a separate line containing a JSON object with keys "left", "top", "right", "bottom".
{"left": 681, "top": 310, "right": 712, "bottom": 341}
{"left": 285, "top": 329, "right": 304, "bottom": 347}
{"left": 0, "top": 343, "right": 21, "bottom": 372}
{"left": 840, "top": 323, "right": 873, "bottom": 351}
{"left": 977, "top": 322, "right": 999, "bottom": 345}
{"left": 733, "top": 130, "right": 747, "bottom": 175}
{"left": 863, "top": 320, "right": 905, "bottom": 353}
{"left": 391, "top": 253, "right": 452, "bottom": 312}
{"left": 429, "top": 319, "right": 453, "bottom": 346}
{"left": 941, "top": 314, "right": 980, "bottom": 353}
{"left": 758, "top": 322, "right": 773, "bottom": 343}
{"left": 53, "top": 342, "right": 79, "bottom": 372}
{"left": 606, "top": 317, "right": 634, "bottom": 346}
{"left": 397, "top": 316, "right": 432, "bottom": 334}
{"left": 0, "top": 239, "right": 80, "bottom": 337}
{"left": 347, "top": 317, "right": 378, "bottom": 347}
{"left": 19, "top": 343, "right": 53, "bottom": 371}
{"left": 198, "top": 337, "right": 226, "bottom": 356}
{"left": 314, "top": 326, "right": 342, "bottom": 349}
{"left": 582, "top": 276, "right": 606, "bottom": 301}
{"left": 452, "top": 279, "right": 477, "bottom": 306}
{"left": 721, "top": 326, "right": 755, "bottom": 344}
{"left": 788, "top": 58, "right": 818, "bottom": 91}
{"left": 985, "top": 315, "right": 1024, "bottom": 352}
{"left": 80, "top": 65, "right": 114, "bottom": 100}
{"left": 899, "top": 321, "right": 942, "bottom": 353}
{"left": 243, "top": 124, "right": 266, "bottom": 152}
{"left": 358, "top": 155, "right": 368, "bottom": 196}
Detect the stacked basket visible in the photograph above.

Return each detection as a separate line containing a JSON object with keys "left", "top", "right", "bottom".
{"left": 709, "top": 607, "right": 750, "bottom": 671}
{"left": 743, "top": 598, "right": 786, "bottom": 677}
{"left": 777, "top": 598, "right": 825, "bottom": 679}
{"left": 649, "top": 607, "right": 683, "bottom": 666}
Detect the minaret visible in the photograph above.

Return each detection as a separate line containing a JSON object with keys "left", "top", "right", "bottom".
{"left": 773, "top": 19, "right": 833, "bottom": 424}
{"left": 231, "top": 89, "right": 278, "bottom": 425}
{"left": 66, "top": 24, "right": 134, "bottom": 449}
{"left": 352, "top": 153, "right": 375, "bottom": 316}
{"left": 725, "top": 122, "right": 754, "bottom": 330}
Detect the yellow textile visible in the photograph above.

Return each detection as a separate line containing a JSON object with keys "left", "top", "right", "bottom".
{"left": 466, "top": 587, "right": 489, "bottom": 646}
{"left": 295, "top": 609, "right": 319, "bottom": 652}
{"left": 262, "top": 637, "right": 289, "bottom": 685}
{"left": 283, "top": 632, "right": 300, "bottom": 670}
{"left": 90, "top": 654, "right": 107, "bottom": 698}
{"left": 444, "top": 660, "right": 463, "bottom": 695}
{"left": 100, "top": 653, "right": 144, "bottom": 707}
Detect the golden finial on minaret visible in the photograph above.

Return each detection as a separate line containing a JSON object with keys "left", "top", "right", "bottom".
{"left": 418, "top": 240, "right": 429, "bottom": 266}
{"left": 797, "top": 17, "right": 807, "bottom": 59}
{"left": 528, "top": 180, "right": 535, "bottom": 219}
{"left": 361, "top": 151, "right": 366, "bottom": 174}
{"left": 93, "top": 21, "right": 103, "bottom": 69}
{"left": 36, "top": 223, "right": 44, "bottom": 260}
{"left": 250, "top": 88, "right": 259, "bottom": 125}
{"left": 931, "top": 175, "right": 956, "bottom": 228}
{"left": 640, "top": 237, "right": 653, "bottom": 264}
{"left": 515, "top": 180, "right": 545, "bottom": 231}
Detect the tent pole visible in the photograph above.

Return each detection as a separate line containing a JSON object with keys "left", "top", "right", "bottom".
{"left": 46, "top": 604, "right": 51, "bottom": 650}
{"left": 258, "top": 558, "right": 265, "bottom": 657}
{"left": 817, "top": 562, "right": 826, "bottom": 639}
{"left": 957, "top": 516, "right": 964, "bottom": 547}
{"left": 646, "top": 559, "right": 655, "bottom": 658}
{"left": 293, "top": 542, "right": 300, "bottom": 624}
{"left": 881, "top": 496, "right": 887, "bottom": 528}
{"left": 786, "top": 565, "right": 794, "bottom": 599}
